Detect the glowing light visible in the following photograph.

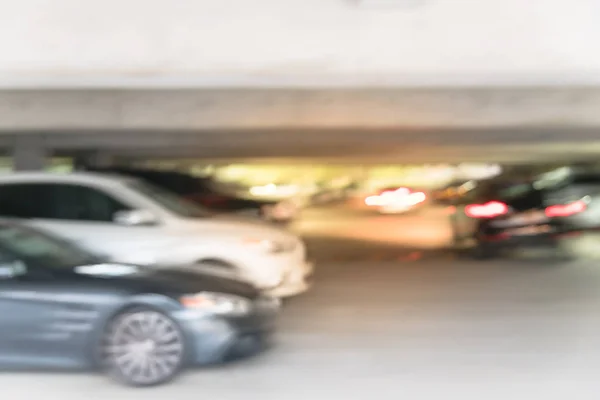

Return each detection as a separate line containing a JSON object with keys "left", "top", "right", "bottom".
{"left": 365, "top": 195, "right": 384, "bottom": 206}
{"left": 250, "top": 183, "right": 298, "bottom": 197}
{"left": 465, "top": 201, "right": 508, "bottom": 218}
{"left": 365, "top": 190, "right": 426, "bottom": 207}
{"left": 545, "top": 200, "right": 586, "bottom": 217}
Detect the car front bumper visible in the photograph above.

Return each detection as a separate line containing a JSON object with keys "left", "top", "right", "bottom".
{"left": 480, "top": 232, "right": 557, "bottom": 247}
{"left": 174, "top": 299, "right": 279, "bottom": 366}
{"left": 478, "top": 229, "right": 588, "bottom": 252}
{"left": 243, "top": 239, "right": 314, "bottom": 297}
{"left": 266, "top": 260, "right": 314, "bottom": 298}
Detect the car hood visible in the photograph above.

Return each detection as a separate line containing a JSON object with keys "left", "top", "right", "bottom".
{"left": 174, "top": 215, "right": 294, "bottom": 242}
{"left": 189, "top": 193, "right": 277, "bottom": 208}
{"left": 72, "top": 263, "right": 261, "bottom": 299}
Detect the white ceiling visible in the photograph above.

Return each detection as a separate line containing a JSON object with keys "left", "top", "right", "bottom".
{"left": 0, "top": 0, "right": 599, "bottom": 85}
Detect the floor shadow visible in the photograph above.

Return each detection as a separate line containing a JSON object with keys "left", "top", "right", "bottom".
{"left": 302, "top": 234, "right": 451, "bottom": 263}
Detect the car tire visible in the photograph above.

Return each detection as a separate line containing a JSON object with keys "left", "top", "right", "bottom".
{"left": 470, "top": 243, "right": 498, "bottom": 259}
{"left": 271, "top": 218, "right": 293, "bottom": 226}
{"left": 554, "top": 237, "right": 582, "bottom": 261}
{"left": 197, "top": 259, "right": 237, "bottom": 270}
{"left": 101, "top": 307, "right": 186, "bottom": 387}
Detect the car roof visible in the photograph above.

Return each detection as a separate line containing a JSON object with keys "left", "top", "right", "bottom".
{"left": 0, "top": 171, "right": 138, "bottom": 188}
{"left": 0, "top": 218, "right": 23, "bottom": 229}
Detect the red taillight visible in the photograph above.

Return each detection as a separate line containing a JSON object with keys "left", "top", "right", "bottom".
{"left": 545, "top": 200, "right": 586, "bottom": 217}
{"left": 465, "top": 201, "right": 509, "bottom": 218}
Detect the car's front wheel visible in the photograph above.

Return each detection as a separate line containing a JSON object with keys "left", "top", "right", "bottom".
{"left": 101, "top": 307, "right": 186, "bottom": 387}
{"left": 470, "top": 242, "right": 499, "bottom": 259}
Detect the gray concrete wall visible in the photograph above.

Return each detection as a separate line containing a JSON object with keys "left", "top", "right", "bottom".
{"left": 2, "top": 88, "right": 600, "bottom": 131}
{"left": 0, "top": 87, "right": 598, "bottom": 165}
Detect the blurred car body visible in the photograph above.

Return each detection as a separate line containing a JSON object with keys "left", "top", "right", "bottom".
{"left": 88, "top": 167, "right": 299, "bottom": 224}
{"left": 0, "top": 173, "right": 313, "bottom": 297}
{"left": 364, "top": 186, "right": 427, "bottom": 214}
{"left": 0, "top": 221, "right": 279, "bottom": 386}
{"left": 431, "top": 180, "right": 477, "bottom": 205}
{"left": 309, "top": 181, "right": 350, "bottom": 205}
{"left": 454, "top": 168, "right": 600, "bottom": 258}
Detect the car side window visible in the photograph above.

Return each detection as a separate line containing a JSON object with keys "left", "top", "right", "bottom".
{"left": 46, "top": 184, "right": 131, "bottom": 222}
{"left": 0, "top": 184, "right": 44, "bottom": 218}
{"left": 0, "top": 183, "right": 131, "bottom": 223}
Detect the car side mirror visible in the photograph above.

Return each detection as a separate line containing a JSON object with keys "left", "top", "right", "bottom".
{"left": 113, "top": 210, "right": 159, "bottom": 226}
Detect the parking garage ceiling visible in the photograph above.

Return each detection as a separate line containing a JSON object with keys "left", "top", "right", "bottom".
{"left": 1, "top": 87, "right": 600, "bottom": 163}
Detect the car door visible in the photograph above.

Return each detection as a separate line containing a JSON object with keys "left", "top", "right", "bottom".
{"left": 0, "top": 182, "right": 168, "bottom": 266}
{"left": 31, "top": 183, "right": 170, "bottom": 265}
{"left": 0, "top": 222, "right": 136, "bottom": 369}
{"left": 0, "top": 252, "right": 70, "bottom": 367}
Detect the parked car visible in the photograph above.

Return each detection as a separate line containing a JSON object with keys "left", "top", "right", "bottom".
{"left": 0, "top": 172, "right": 313, "bottom": 297}
{"left": 87, "top": 167, "right": 300, "bottom": 224}
{"left": 364, "top": 186, "right": 428, "bottom": 214}
{"left": 431, "top": 180, "right": 477, "bottom": 206}
{"left": 454, "top": 168, "right": 600, "bottom": 258}
{"left": 0, "top": 220, "right": 279, "bottom": 386}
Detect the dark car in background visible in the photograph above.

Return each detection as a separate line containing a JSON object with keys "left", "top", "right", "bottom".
{"left": 87, "top": 167, "right": 298, "bottom": 224}
{"left": 454, "top": 167, "right": 600, "bottom": 258}
{"left": 0, "top": 221, "right": 279, "bottom": 386}
{"left": 431, "top": 180, "right": 477, "bottom": 205}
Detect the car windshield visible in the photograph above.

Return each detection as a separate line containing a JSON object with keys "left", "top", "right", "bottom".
{"left": 496, "top": 183, "right": 533, "bottom": 199}
{"left": 128, "top": 180, "right": 213, "bottom": 218}
{"left": 544, "top": 173, "right": 600, "bottom": 187}
{"left": 0, "top": 225, "right": 95, "bottom": 269}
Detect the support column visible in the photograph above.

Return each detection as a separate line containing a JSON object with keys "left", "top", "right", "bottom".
{"left": 13, "top": 135, "right": 48, "bottom": 171}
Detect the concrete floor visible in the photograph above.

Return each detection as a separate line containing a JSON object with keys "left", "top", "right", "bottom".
{"left": 4, "top": 203, "right": 600, "bottom": 399}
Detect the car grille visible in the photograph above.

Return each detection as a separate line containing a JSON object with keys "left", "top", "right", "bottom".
{"left": 273, "top": 238, "right": 298, "bottom": 253}
{"left": 254, "top": 296, "right": 281, "bottom": 311}
{"left": 281, "top": 239, "right": 297, "bottom": 252}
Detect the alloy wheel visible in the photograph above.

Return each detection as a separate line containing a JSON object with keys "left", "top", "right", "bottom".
{"left": 103, "top": 309, "right": 185, "bottom": 386}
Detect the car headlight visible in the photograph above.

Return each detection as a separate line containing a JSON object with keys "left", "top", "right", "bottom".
{"left": 243, "top": 238, "right": 285, "bottom": 253}
{"left": 180, "top": 292, "right": 252, "bottom": 316}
